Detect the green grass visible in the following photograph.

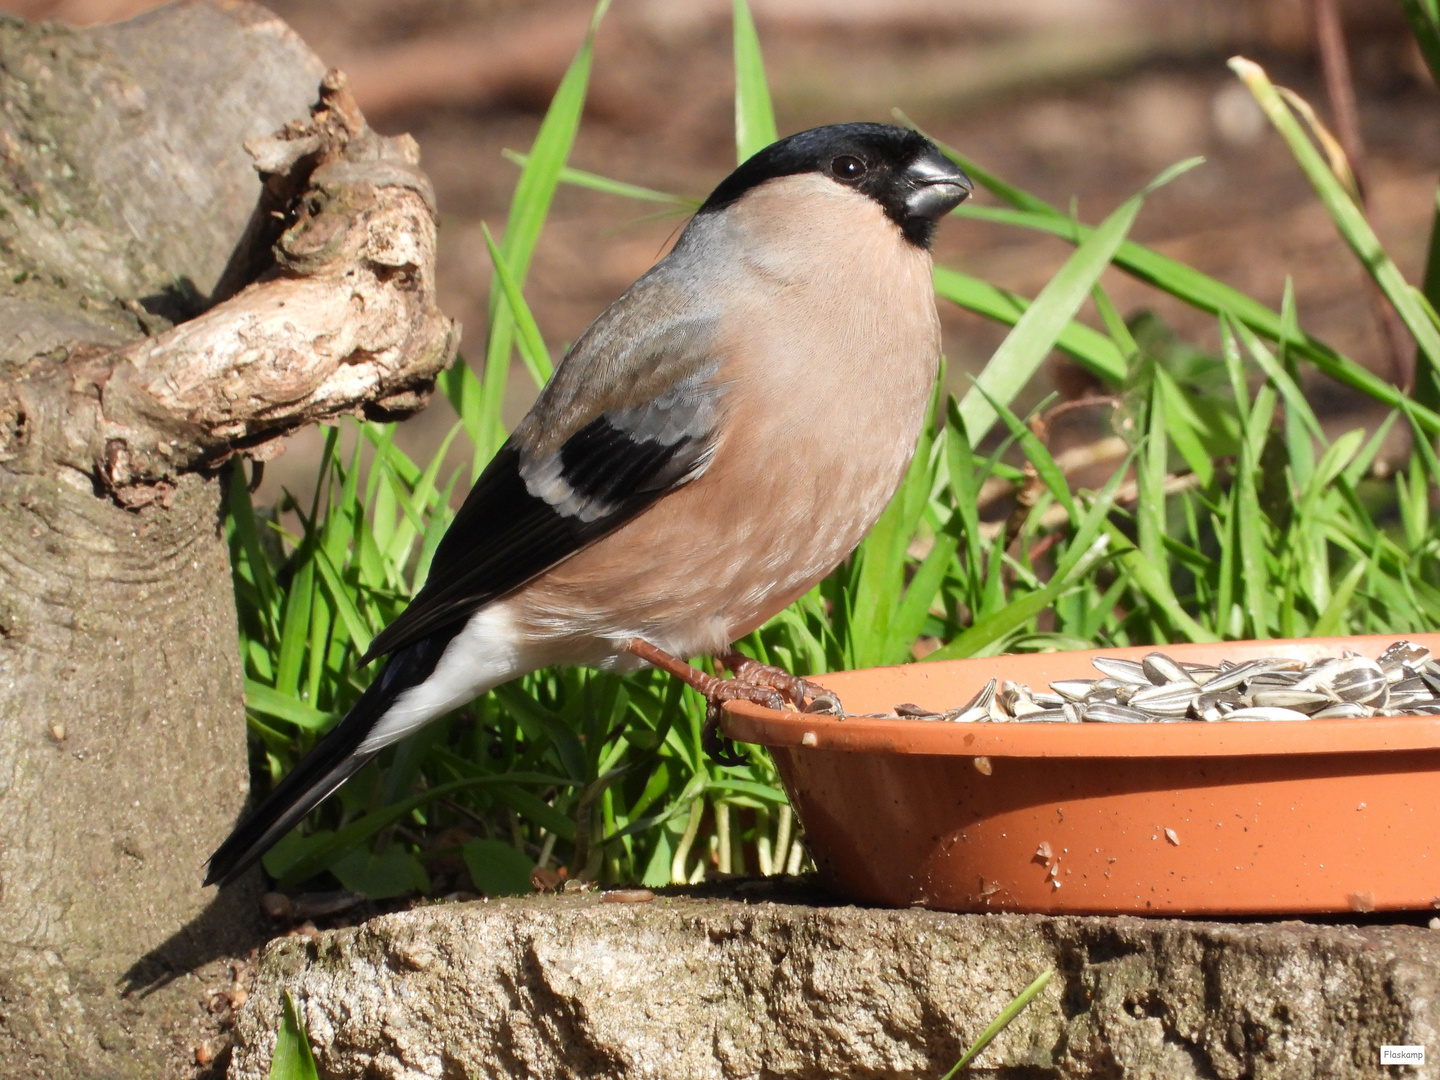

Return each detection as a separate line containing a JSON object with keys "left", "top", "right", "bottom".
{"left": 267, "top": 993, "right": 319, "bottom": 1080}
{"left": 942, "top": 967, "right": 1054, "bottom": 1077}
{"left": 227, "top": 0, "right": 1440, "bottom": 899}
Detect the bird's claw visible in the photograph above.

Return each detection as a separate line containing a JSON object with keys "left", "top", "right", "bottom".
{"left": 719, "top": 651, "right": 845, "bottom": 716}
{"left": 703, "top": 701, "right": 749, "bottom": 766}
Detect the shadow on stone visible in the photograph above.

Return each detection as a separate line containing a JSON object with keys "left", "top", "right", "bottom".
{"left": 120, "top": 872, "right": 270, "bottom": 999}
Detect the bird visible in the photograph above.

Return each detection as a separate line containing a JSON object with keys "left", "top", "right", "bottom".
{"left": 205, "top": 122, "right": 971, "bottom": 887}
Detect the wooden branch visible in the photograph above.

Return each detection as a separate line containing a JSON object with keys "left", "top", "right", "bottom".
{"left": 0, "top": 58, "right": 458, "bottom": 506}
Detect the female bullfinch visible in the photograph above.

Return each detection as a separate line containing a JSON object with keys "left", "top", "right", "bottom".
{"left": 206, "top": 122, "right": 970, "bottom": 886}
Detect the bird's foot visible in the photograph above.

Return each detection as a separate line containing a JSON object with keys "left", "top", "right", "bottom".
{"left": 718, "top": 650, "right": 844, "bottom": 716}
{"left": 626, "top": 639, "right": 815, "bottom": 765}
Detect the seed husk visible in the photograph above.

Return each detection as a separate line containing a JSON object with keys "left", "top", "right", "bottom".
{"left": 1295, "top": 657, "right": 1388, "bottom": 704}
{"left": 894, "top": 702, "right": 936, "bottom": 718}
{"left": 956, "top": 678, "right": 998, "bottom": 715}
{"left": 1379, "top": 641, "right": 1431, "bottom": 681}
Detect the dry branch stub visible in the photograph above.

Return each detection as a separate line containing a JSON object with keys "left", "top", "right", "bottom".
{"left": 1, "top": 50, "right": 458, "bottom": 507}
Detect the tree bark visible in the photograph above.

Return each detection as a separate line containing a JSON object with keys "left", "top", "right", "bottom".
{"left": 0, "top": 3, "right": 457, "bottom": 1075}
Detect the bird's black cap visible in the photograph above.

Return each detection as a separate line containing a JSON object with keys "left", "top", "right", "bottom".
{"left": 697, "top": 122, "right": 971, "bottom": 248}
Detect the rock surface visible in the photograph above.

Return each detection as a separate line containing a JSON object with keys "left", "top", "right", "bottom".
{"left": 228, "top": 886, "right": 1440, "bottom": 1079}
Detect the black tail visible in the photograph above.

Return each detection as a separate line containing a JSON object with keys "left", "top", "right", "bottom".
{"left": 205, "top": 633, "right": 455, "bottom": 887}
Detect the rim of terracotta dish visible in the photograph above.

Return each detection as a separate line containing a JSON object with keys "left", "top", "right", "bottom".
{"left": 722, "top": 633, "right": 1440, "bottom": 758}
{"left": 722, "top": 703, "right": 1440, "bottom": 758}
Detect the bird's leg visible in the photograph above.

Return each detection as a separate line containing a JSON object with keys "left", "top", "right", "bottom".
{"left": 717, "top": 649, "right": 844, "bottom": 716}
{"left": 625, "top": 639, "right": 786, "bottom": 709}
{"left": 625, "top": 639, "right": 785, "bottom": 765}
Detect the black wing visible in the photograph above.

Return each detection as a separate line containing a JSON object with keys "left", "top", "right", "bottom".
{"left": 360, "top": 427, "right": 705, "bottom": 662}
{"left": 361, "top": 266, "right": 723, "bottom": 664}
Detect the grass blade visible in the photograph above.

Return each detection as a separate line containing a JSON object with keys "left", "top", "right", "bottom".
{"left": 268, "top": 992, "right": 320, "bottom": 1080}
{"left": 483, "top": 222, "right": 553, "bottom": 387}
{"left": 733, "top": 0, "right": 777, "bottom": 161}
{"left": 955, "top": 161, "right": 1201, "bottom": 444}
{"left": 1230, "top": 57, "right": 1440, "bottom": 374}
{"left": 245, "top": 680, "right": 338, "bottom": 732}
{"left": 502, "top": 150, "right": 698, "bottom": 207}
{"left": 932, "top": 267, "right": 1126, "bottom": 382}
{"left": 475, "top": 0, "right": 611, "bottom": 463}
{"left": 277, "top": 772, "right": 571, "bottom": 889}
{"left": 947, "top": 202, "right": 1440, "bottom": 436}
{"left": 940, "top": 968, "right": 1054, "bottom": 1078}
{"left": 927, "top": 535, "right": 1110, "bottom": 661}
{"left": 1397, "top": 0, "right": 1440, "bottom": 87}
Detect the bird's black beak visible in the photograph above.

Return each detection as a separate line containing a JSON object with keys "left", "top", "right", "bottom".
{"left": 903, "top": 149, "right": 972, "bottom": 222}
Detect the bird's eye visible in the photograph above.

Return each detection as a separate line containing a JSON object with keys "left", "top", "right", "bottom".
{"left": 831, "top": 155, "right": 866, "bottom": 182}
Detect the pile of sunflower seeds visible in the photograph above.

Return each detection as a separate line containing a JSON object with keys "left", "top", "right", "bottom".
{"left": 897, "top": 640, "right": 1440, "bottom": 723}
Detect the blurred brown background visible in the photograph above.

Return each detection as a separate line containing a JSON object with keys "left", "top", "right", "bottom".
{"left": 4, "top": 0, "right": 1435, "bottom": 502}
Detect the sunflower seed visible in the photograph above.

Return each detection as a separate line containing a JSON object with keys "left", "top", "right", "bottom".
{"left": 1386, "top": 690, "right": 1433, "bottom": 710}
{"left": 1195, "top": 690, "right": 1245, "bottom": 713}
{"left": 1223, "top": 707, "right": 1311, "bottom": 722}
{"left": 1051, "top": 680, "right": 1099, "bottom": 703}
{"left": 1090, "top": 657, "right": 1151, "bottom": 685}
{"left": 1082, "top": 703, "right": 1151, "bottom": 723}
{"left": 939, "top": 706, "right": 988, "bottom": 723}
{"left": 1021, "top": 709, "right": 1070, "bottom": 722}
{"left": 1200, "top": 658, "right": 1300, "bottom": 693}
{"left": 1129, "top": 682, "right": 1200, "bottom": 714}
{"left": 1250, "top": 689, "right": 1333, "bottom": 714}
{"left": 1310, "top": 701, "right": 1372, "bottom": 719}
{"left": 1245, "top": 670, "right": 1306, "bottom": 689}
{"left": 902, "top": 641, "right": 1439, "bottom": 725}
{"left": 1142, "top": 652, "right": 1196, "bottom": 686}
{"left": 1091, "top": 678, "right": 1131, "bottom": 694}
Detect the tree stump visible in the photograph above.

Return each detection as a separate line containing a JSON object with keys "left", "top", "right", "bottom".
{"left": 0, "top": 3, "right": 458, "bottom": 1075}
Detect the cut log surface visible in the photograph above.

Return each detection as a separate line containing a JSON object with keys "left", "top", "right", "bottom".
{"left": 0, "top": 2, "right": 456, "bottom": 1076}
